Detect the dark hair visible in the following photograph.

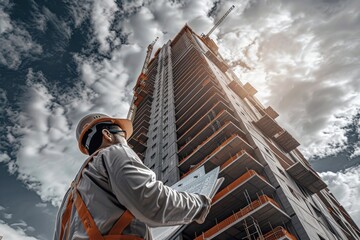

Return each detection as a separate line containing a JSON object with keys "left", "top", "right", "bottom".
{"left": 84, "top": 123, "right": 119, "bottom": 155}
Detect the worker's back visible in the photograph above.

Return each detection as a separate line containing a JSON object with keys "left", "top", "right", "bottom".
{"left": 54, "top": 144, "right": 149, "bottom": 239}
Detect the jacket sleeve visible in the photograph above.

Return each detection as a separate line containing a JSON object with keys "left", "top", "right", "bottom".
{"left": 102, "top": 144, "right": 211, "bottom": 227}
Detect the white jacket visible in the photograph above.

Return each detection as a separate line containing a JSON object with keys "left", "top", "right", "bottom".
{"left": 53, "top": 143, "right": 211, "bottom": 239}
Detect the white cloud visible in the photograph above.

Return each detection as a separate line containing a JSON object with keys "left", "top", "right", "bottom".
{"left": 0, "top": 153, "right": 10, "bottom": 163}
{"left": 0, "top": 5, "right": 42, "bottom": 69}
{"left": 0, "top": 206, "right": 5, "bottom": 211}
{"left": 3, "top": 213, "right": 12, "bottom": 219}
{"left": 0, "top": 222, "right": 38, "bottom": 240}
{"left": 90, "top": 0, "right": 118, "bottom": 53}
{"left": 350, "top": 118, "right": 360, "bottom": 158}
{"left": 2, "top": 0, "right": 359, "bottom": 230}
{"left": 35, "top": 203, "right": 47, "bottom": 208}
{"left": 320, "top": 165, "right": 360, "bottom": 227}
{"left": 216, "top": 0, "right": 360, "bottom": 159}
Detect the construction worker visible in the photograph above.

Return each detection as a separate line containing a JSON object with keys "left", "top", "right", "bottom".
{"left": 53, "top": 113, "right": 211, "bottom": 240}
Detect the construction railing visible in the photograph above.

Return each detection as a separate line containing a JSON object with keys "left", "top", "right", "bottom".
{"left": 260, "top": 226, "right": 297, "bottom": 240}
{"left": 212, "top": 170, "right": 266, "bottom": 203}
{"left": 194, "top": 195, "right": 280, "bottom": 240}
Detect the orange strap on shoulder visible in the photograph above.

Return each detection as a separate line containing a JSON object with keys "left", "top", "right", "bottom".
{"left": 59, "top": 151, "right": 144, "bottom": 240}
{"left": 73, "top": 189, "right": 104, "bottom": 240}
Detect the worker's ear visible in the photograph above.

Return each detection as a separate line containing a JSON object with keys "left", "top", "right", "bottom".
{"left": 102, "top": 129, "right": 113, "bottom": 142}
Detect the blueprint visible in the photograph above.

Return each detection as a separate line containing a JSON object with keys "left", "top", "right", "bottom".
{"left": 149, "top": 166, "right": 223, "bottom": 240}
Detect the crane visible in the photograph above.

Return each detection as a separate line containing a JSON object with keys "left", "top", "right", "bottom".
{"left": 141, "top": 37, "right": 159, "bottom": 78}
{"left": 127, "top": 37, "right": 158, "bottom": 120}
{"left": 203, "top": 5, "right": 235, "bottom": 38}
{"left": 201, "top": 5, "right": 235, "bottom": 54}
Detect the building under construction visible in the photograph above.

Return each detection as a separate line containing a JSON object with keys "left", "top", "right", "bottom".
{"left": 127, "top": 17, "right": 360, "bottom": 240}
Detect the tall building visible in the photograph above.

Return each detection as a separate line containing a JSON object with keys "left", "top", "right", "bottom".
{"left": 128, "top": 25, "right": 360, "bottom": 240}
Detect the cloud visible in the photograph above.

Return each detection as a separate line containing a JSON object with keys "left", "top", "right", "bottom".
{"left": 0, "top": 153, "right": 10, "bottom": 163}
{"left": 320, "top": 165, "right": 360, "bottom": 226}
{"left": 2, "top": 0, "right": 359, "bottom": 229}
{"left": 4, "top": 69, "right": 84, "bottom": 206}
{"left": 0, "top": 222, "right": 38, "bottom": 240}
{"left": 3, "top": 213, "right": 12, "bottom": 219}
{"left": 35, "top": 203, "right": 47, "bottom": 208}
{"left": 1, "top": 0, "right": 221, "bottom": 209}
{"left": 215, "top": 0, "right": 360, "bottom": 159}
{"left": 90, "top": 0, "right": 118, "bottom": 53}
{"left": 350, "top": 118, "right": 360, "bottom": 158}
{"left": 0, "top": 4, "right": 42, "bottom": 69}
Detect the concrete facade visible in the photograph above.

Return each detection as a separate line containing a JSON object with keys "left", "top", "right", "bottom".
{"left": 128, "top": 25, "right": 360, "bottom": 240}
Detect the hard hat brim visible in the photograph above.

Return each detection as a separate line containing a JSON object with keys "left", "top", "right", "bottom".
{"left": 78, "top": 117, "right": 133, "bottom": 155}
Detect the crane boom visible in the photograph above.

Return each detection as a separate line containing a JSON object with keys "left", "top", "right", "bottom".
{"left": 141, "top": 36, "right": 159, "bottom": 75}
{"left": 127, "top": 37, "right": 158, "bottom": 121}
{"left": 205, "top": 5, "right": 235, "bottom": 37}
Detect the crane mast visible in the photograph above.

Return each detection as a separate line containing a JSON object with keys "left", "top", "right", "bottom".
{"left": 127, "top": 37, "right": 158, "bottom": 120}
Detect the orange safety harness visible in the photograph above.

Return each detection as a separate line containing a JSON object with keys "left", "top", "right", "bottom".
{"left": 59, "top": 151, "right": 144, "bottom": 240}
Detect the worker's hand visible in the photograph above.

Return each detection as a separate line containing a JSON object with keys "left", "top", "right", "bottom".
{"left": 195, "top": 195, "right": 212, "bottom": 224}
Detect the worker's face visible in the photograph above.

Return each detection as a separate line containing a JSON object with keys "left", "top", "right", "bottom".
{"left": 102, "top": 125, "right": 127, "bottom": 145}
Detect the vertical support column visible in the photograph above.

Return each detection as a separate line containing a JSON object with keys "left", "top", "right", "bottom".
{"left": 160, "top": 42, "right": 180, "bottom": 186}
{"left": 143, "top": 42, "right": 180, "bottom": 185}
{"left": 143, "top": 47, "right": 164, "bottom": 178}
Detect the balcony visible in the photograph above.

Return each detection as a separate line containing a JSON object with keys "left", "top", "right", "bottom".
{"left": 176, "top": 77, "right": 216, "bottom": 111}
{"left": 177, "top": 103, "right": 235, "bottom": 145}
{"left": 261, "top": 226, "right": 297, "bottom": 240}
{"left": 172, "top": 45, "right": 199, "bottom": 70}
{"left": 244, "top": 82, "right": 257, "bottom": 96}
{"left": 128, "top": 137, "right": 147, "bottom": 153}
{"left": 273, "top": 130, "right": 300, "bottom": 153}
{"left": 181, "top": 135, "right": 251, "bottom": 178}
{"left": 211, "top": 170, "right": 275, "bottom": 219}
{"left": 205, "top": 50, "right": 229, "bottom": 72}
{"left": 178, "top": 123, "right": 250, "bottom": 172}
{"left": 265, "top": 106, "right": 279, "bottom": 119}
{"left": 176, "top": 96, "right": 230, "bottom": 135}
{"left": 176, "top": 83, "right": 222, "bottom": 119}
{"left": 254, "top": 114, "right": 283, "bottom": 137}
{"left": 228, "top": 80, "right": 247, "bottom": 99}
{"left": 192, "top": 195, "right": 290, "bottom": 240}
{"left": 219, "top": 151, "right": 264, "bottom": 187}
{"left": 202, "top": 36, "right": 219, "bottom": 54}
{"left": 286, "top": 161, "right": 327, "bottom": 194}
{"left": 173, "top": 51, "right": 207, "bottom": 86}
{"left": 174, "top": 65, "right": 214, "bottom": 98}
{"left": 131, "top": 126, "right": 148, "bottom": 142}
{"left": 176, "top": 87, "right": 224, "bottom": 125}
{"left": 132, "top": 116, "right": 150, "bottom": 132}
{"left": 134, "top": 94, "right": 152, "bottom": 108}
{"left": 178, "top": 110, "right": 240, "bottom": 156}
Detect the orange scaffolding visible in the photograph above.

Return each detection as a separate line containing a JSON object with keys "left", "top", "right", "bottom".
{"left": 261, "top": 226, "right": 297, "bottom": 240}
{"left": 195, "top": 195, "right": 281, "bottom": 240}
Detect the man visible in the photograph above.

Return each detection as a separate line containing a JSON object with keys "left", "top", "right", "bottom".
{"left": 54, "top": 113, "right": 211, "bottom": 240}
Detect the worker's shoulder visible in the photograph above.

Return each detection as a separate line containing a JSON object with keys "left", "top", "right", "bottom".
{"left": 99, "top": 143, "right": 139, "bottom": 162}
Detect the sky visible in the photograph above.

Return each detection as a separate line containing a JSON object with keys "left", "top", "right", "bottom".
{"left": 0, "top": 0, "right": 359, "bottom": 239}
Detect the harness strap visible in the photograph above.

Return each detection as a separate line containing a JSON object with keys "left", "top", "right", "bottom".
{"left": 59, "top": 150, "right": 143, "bottom": 240}
{"left": 73, "top": 189, "right": 104, "bottom": 240}
{"left": 109, "top": 210, "right": 134, "bottom": 235}
{"left": 59, "top": 191, "right": 73, "bottom": 240}
{"left": 103, "top": 235, "right": 144, "bottom": 240}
